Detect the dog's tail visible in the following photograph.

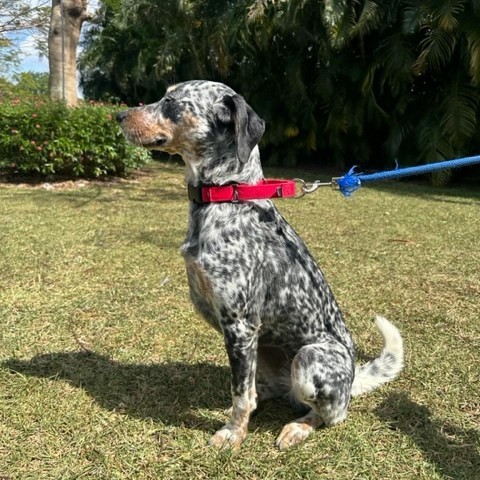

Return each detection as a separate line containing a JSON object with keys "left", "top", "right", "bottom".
{"left": 351, "top": 316, "right": 404, "bottom": 397}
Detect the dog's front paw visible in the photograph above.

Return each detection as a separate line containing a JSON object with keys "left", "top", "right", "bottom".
{"left": 208, "top": 423, "right": 246, "bottom": 449}
{"left": 275, "top": 421, "right": 313, "bottom": 450}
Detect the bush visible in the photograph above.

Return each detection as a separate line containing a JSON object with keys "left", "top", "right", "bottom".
{"left": 0, "top": 97, "right": 151, "bottom": 177}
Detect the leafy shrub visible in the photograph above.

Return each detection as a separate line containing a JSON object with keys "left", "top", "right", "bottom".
{"left": 0, "top": 97, "right": 151, "bottom": 177}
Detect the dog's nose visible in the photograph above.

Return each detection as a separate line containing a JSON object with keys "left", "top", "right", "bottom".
{"left": 116, "top": 111, "right": 128, "bottom": 123}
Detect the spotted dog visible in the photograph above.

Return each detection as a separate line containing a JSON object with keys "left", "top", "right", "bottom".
{"left": 117, "top": 80, "right": 404, "bottom": 450}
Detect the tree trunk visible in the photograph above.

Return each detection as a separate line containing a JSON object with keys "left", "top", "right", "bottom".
{"left": 48, "top": 0, "right": 89, "bottom": 107}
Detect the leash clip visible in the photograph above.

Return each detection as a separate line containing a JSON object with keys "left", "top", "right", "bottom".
{"left": 293, "top": 178, "right": 334, "bottom": 198}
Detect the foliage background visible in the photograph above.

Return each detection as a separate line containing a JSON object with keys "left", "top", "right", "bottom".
{"left": 77, "top": 0, "right": 480, "bottom": 183}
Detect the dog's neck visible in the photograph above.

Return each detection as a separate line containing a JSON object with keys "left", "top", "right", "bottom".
{"left": 182, "top": 146, "right": 266, "bottom": 254}
{"left": 183, "top": 145, "right": 264, "bottom": 187}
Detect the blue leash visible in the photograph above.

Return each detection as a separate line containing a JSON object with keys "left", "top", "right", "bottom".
{"left": 295, "top": 154, "right": 480, "bottom": 198}
{"left": 318, "top": 154, "right": 480, "bottom": 197}
{"left": 336, "top": 154, "right": 480, "bottom": 197}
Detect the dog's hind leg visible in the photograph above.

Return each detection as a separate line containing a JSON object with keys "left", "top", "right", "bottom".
{"left": 276, "top": 337, "right": 354, "bottom": 450}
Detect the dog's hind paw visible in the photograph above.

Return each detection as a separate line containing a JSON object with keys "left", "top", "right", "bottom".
{"left": 275, "top": 421, "right": 314, "bottom": 450}
{"left": 208, "top": 423, "right": 246, "bottom": 449}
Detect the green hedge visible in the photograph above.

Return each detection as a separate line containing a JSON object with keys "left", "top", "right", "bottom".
{"left": 0, "top": 97, "right": 151, "bottom": 177}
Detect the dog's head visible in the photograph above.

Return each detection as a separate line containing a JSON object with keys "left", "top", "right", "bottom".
{"left": 117, "top": 81, "right": 265, "bottom": 180}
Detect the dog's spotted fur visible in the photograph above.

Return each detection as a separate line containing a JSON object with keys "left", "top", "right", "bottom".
{"left": 117, "top": 80, "right": 404, "bottom": 450}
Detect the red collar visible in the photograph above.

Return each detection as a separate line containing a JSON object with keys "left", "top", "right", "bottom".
{"left": 188, "top": 179, "right": 296, "bottom": 203}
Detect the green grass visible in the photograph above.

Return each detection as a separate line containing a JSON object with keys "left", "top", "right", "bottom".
{"left": 0, "top": 161, "right": 479, "bottom": 480}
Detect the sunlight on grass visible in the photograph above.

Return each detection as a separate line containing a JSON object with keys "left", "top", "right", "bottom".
{"left": 0, "top": 162, "right": 479, "bottom": 479}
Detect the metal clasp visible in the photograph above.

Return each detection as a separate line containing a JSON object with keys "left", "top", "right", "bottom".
{"left": 293, "top": 178, "right": 334, "bottom": 198}
{"left": 231, "top": 185, "right": 240, "bottom": 203}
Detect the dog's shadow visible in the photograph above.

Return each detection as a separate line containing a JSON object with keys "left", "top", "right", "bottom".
{"left": 4, "top": 352, "right": 478, "bottom": 476}
{"left": 375, "top": 392, "right": 480, "bottom": 479}
{"left": 2, "top": 351, "right": 235, "bottom": 432}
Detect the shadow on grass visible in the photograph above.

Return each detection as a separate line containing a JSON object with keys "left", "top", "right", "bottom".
{"left": 1, "top": 351, "right": 294, "bottom": 434}
{"left": 375, "top": 392, "right": 480, "bottom": 480}
{"left": 3, "top": 351, "right": 228, "bottom": 431}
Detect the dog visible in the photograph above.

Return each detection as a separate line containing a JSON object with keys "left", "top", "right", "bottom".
{"left": 116, "top": 80, "right": 404, "bottom": 450}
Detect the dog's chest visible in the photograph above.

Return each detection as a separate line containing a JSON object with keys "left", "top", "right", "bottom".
{"left": 183, "top": 256, "right": 220, "bottom": 329}
{"left": 181, "top": 204, "right": 259, "bottom": 328}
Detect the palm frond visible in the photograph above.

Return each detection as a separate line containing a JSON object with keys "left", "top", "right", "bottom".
{"left": 247, "top": 0, "right": 289, "bottom": 23}
{"left": 401, "top": 3, "right": 426, "bottom": 34}
{"left": 467, "top": 32, "right": 480, "bottom": 85}
{"left": 440, "top": 77, "right": 479, "bottom": 147}
{"left": 351, "top": 0, "right": 382, "bottom": 38}
{"left": 414, "top": 27, "right": 457, "bottom": 74}
{"left": 247, "top": 0, "right": 268, "bottom": 23}
{"left": 323, "top": 0, "right": 348, "bottom": 27}
{"left": 462, "top": 14, "right": 480, "bottom": 84}
{"left": 434, "top": 0, "right": 465, "bottom": 32}
{"left": 419, "top": 114, "right": 454, "bottom": 162}
{"left": 365, "top": 33, "right": 415, "bottom": 95}
{"left": 323, "top": 0, "right": 355, "bottom": 48}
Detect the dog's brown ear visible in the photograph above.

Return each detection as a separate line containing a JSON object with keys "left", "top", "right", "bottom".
{"left": 215, "top": 94, "right": 265, "bottom": 163}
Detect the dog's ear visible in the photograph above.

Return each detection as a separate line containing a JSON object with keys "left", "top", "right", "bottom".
{"left": 214, "top": 94, "right": 265, "bottom": 163}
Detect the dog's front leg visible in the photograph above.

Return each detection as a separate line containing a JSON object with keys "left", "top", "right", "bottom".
{"left": 209, "top": 321, "right": 258, "bottom": 449}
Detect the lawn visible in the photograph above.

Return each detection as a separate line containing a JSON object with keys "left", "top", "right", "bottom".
{"left": 0, "top": 161, "right": 479, "bottom": 480}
